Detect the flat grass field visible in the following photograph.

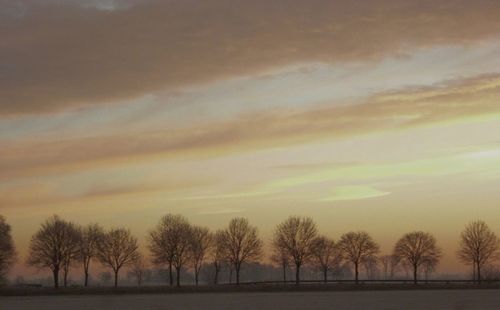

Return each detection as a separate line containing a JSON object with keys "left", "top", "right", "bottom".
{"left": 1, "top": 282, "right": 500, "bottom": 296}
{"left": 2, "top": 289, "right": 500, "bottom": 310}
{"left": 2, "top": 285, "right": 500, "bottom": 310}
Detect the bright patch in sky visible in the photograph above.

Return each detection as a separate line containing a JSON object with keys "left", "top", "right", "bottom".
{"left": 319, "top": 185, "right": 390, "bottom": 202}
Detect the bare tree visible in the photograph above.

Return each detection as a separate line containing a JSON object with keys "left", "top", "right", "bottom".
{"left": 273, "top": 216, "right": 318, "bottom": 285}
{"left": 0, "top": 216, "right": 16, "bottom": 283}
{"left": 78, "top": 224, "right": 103, "bottom": 287}
{"left": 96, "top": 228, "right": 139, "bottom": 287}
{"left": 62, "top": 247, "right": 79, "bottom": 287}
{"left": 128, "top": 253, "right": 147, "bottom": 286}
{"left": 148, "top": 214, "right": 192, "bottom": 287}
{"left": 222, "top": 218, "right": 262, "bottom": 284}
{"left": 211, "top": 230, "right": 227, "bottom": 285}
{"left": 422, "top": 257, "right": 437, "bottom": 282}
{"left": 393, "top": 231, "right": 441, "bottom": 284}
{"left": 60, "top": 224, "right": 82, "bottom": 288}
{"left": 380, "top": 254, "right": 399, "bottom": 280}
{"left": 362, "top": 256, "right": 379, "bottom": 280}
{"left": 457, "top": 220, "right": 499, "bottom": 283}
{"left": 481, "top": 264, "right": 500, "bottom": 281}
{"left": 339, "top": 231, "right": 380, "bottom": 284}
{"left": 189, "top": 226, "right": 212, "bottom": 285}
{"left": 27, "top": 215, "right": 80, "bottom": 288}
{"left": 311, "top": 236, "right": 341, "bottom": 283}
{"left": 99, "top": 271, "right": 112, "bottom": 286}
{"left": 400, "top": 260, "right": 412, "bottom": 280}
{"left": 271, "top": 245, "right": 290, "bottom": 284}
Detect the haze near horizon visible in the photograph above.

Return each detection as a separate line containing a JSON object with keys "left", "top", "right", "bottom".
{"left": 1, "top": 0, "right": 500, "bottom": 278}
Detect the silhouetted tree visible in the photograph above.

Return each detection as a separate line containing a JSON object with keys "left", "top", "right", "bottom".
{"left": 148, "top": 214, "right": 192, "bottom": 287}
{"left": 273, "top": 216, "right": 318, "bottom": 285}
{"left": 271, "top": 244, "right": 290, "bottom": 284}
{"left": 481, "top": 264, "right": 500, "bottom": 280}
{"left": 99, "top": 271, "right": 112, "bottom": 286}
{"left": 457, "top": 220, "right": 499, "bottom": 283}
{"left": 27, "top": 215, "right": 80, "bottom": 288}
{"left": 393, "top": 231, "right": 441, "bottom": 284}
{"left": 380, "top": 254, "right": 399, "bottom": 280}
{"left": 189, "top": 226, "right": 212, "bottom": 285}
{"left": 96, "top": 228, "right": 139, "bottom": 287}
{"left": 422, "top": 257, "right": 437, "bottom": 282}
{"left": 222, "top": 218, "right": 262, "bottom": 284}
{"left": 401, "top": 260, "right": 412, "bottom": 279}
{"left": 128, "top": 253, "right": 147, "bottom": 286}
{"left": 362, "top": 256, "right": 379, "bottom": 280}
{"left": 211, "top": 230, "right": 227, "bottom": 284}
{"left": 311, "top": 236, "right": 341, "bottom": 283}
{"left": 339, "top": 231, "right": 380, "bottom": 284}
{"left": 78, "top": 224, "right": 103, "bottom": 287}
{"left": 62, "top": 245, "right": 79, "bottom": 287}
{"left": 0, "top": 216, "right": 16, "bottom": 283}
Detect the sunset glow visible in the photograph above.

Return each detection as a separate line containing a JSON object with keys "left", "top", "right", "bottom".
{"left": 2, "top": 0, "right": 500, "bottom": 279}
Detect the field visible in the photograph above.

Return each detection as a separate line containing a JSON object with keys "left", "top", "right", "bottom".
{"left": 1, "top": 287, "right": 500, "bottom": 310}
{"left": 2, "top": 289, "right": 500, "bottom": 310}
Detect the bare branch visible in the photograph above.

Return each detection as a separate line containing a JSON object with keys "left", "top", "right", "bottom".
{"left": 273, "top": 216, "right": 318, "bottom": 284}
{"left": 339, "top": 231, "right": 380, "bottom": 284}
{"left": 457, "top": 220, "right": 499, "bottom": 283}
{"left": 0, "top": 216, "right": 16, "bottom": 283}
{"left": 393, "top": 231, "right": 441, "bottom": 284}
{"left": 96, "top": 228, "right": 139, "bottom": 287}
{"left": 221, "top": 218, "right": 262, "bottom": 284}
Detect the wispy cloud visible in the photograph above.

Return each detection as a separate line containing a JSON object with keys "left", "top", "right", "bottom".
{"left": 197, "top": 208, "right": 245, "bottom": 215}
{"left": 0, "top": 178, "right": 207, "bottom": 208}
{"left": 2, "top": 1, "right": 500, "bottom": 114}
{"left": 318, "top": 185, "right": 390, "bottom": 202}
{"left": 168, "top": 190, "right": 272, "bottom": 201}
{"left": 2, "top": 73, "right": 500, "bottom": 179}
{"left": 265, "top": 147, "right": 500, "bottom": 191}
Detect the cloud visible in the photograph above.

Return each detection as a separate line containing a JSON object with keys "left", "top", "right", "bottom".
{"left": 197, "top": 208, "right": 245, "bottom": 215}
{"left": 266, "top": 146, "right": 500, "bottom": 192}
{"left": 168, "top": 190, "right": 272, "bottom": 201}
{"left": 2, "top": 0, "right": 500, "bottom": 114}
{"left": 1, "top": 73, "right": 500, "bottom": 179}
{"left": 318, "top": 185, "right": 390, "bottom": 202}
{"left": 0, "top": 178, "right": 207, "bottom": 208}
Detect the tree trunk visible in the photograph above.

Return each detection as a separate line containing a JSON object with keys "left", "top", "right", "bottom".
{"left": 53, "top": 267, "right": 59, "bottom": 288}
{"left": 83, "top": 259, "right": 90, "bottom": 287}
{"left": 168, "top": 263, "right": 173, "bottom": 286}
{"left": 195, "top": 268, "right": 199, "bottom": 285}
{"left": 84, "top": 271, "right": 89, "bottom": 287}
{"left": 413, "top": 264, "right": 418, "bottom": 284}
{"left": 323, "top": 269, "right": 328, "bottom": 284}
{"left": 235, "top": 264, "right": 241, "bottom": 285}
{"left": 114, "top": 269, "right": 119, "bottom": 287}
{"left": 477, "top": 263, "right": 482, "bottom": 284}
{"left": 229, "top": 267, "right": 233, "bottom": 284}
{"left": 176, "top": 267, "right": 181, "bottom": 287}
{"left": 214, "top": 264, "right": 219, "bottom": 285}
{"left": 282, "top": 264, "right": 286, "bottom": 284}
{"left": 295, "top": 264, "right": 301, "bottom": 285}
{"left": 472, "top": 262, "right": 476, "bottom": 282}
{"left": 354, "top": 262, "right": 359, "bottom": 284}
{"left": 63, "top": 269, "right": 68, "bottom": 287}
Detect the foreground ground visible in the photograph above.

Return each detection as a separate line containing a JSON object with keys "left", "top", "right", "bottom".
{"left": 2, "top": 289, "right": 500, "bottom": 310}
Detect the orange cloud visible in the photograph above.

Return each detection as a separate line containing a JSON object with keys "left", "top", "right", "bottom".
{"left": 0, "top": 179, "right": 208, "bottom": 208}
{"left": 1, "top": 73, "right": 499, "bottom": 180}
{"left": 1, "top": 0, "right": 500, "bottom": 114}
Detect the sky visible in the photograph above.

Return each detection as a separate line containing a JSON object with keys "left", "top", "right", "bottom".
{"left": 1, "top": 0, "right": 500, "bottom": 278}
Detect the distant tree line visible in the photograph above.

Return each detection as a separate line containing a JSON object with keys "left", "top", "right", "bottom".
{"left": 0, "top": 214, "right": 499, "bottom": 287}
